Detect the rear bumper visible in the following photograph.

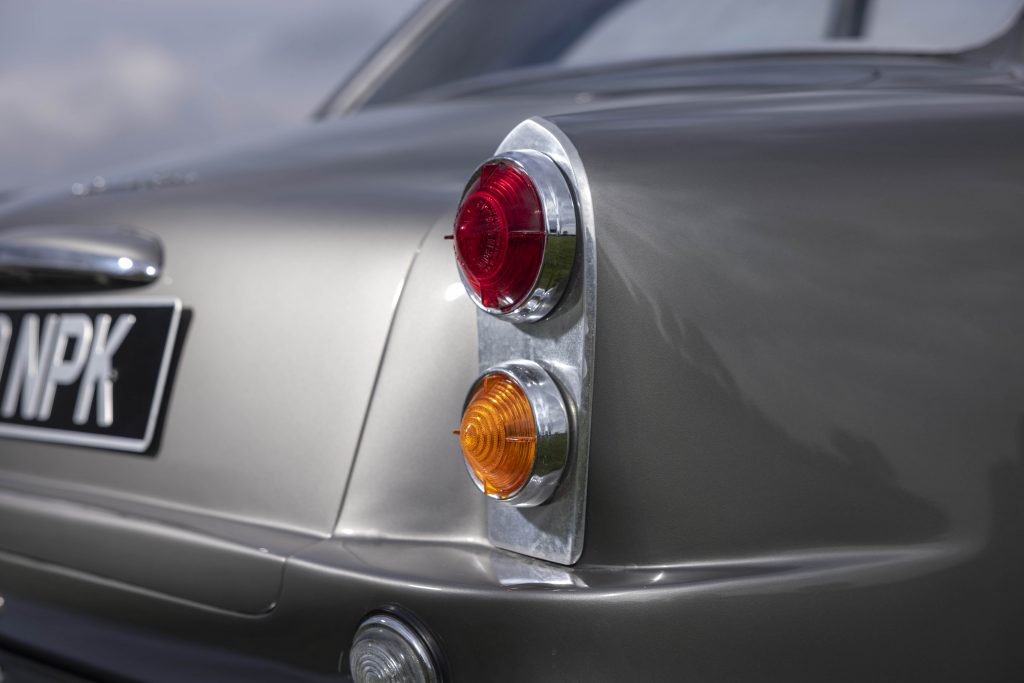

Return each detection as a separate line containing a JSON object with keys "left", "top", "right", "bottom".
{"left": 1, "top": 523, "right": 998, "bottom": 682}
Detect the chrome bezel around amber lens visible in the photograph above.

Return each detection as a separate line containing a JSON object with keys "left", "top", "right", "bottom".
{"left": 460, "top": 360, "right": 570, "bottom": 507}
{"left": 454, "top": 150, "right": 578, "bottom": 323}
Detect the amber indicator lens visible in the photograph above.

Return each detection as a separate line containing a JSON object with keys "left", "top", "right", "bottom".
{"left": 458, "top": 372, "right": 536, "bottom": 498}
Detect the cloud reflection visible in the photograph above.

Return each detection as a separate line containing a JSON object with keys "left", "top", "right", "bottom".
{"left": 0, "top": 0, "right": 417, "bottom": 191}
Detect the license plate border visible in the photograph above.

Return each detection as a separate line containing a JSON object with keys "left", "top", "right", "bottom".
{"left": 0, "top": 296, "right": 182, "bottom": 454}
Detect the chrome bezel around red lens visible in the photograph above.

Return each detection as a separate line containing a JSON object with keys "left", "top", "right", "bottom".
{"left": 454, "top": 150, "right": 577, "bottom": 323}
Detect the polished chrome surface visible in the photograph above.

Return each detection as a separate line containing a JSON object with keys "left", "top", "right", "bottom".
{"left": 461, "top": 360, "right": 570, "bottom": 507}
{"left": 456, "top": 150, "right": 577, "bottom": 322}
{"left": 0, "top": 224, "right": 162, "bottom": 289}
{"left": 70, "top": 172, "right": 199, "bottom": 198}
{"left": 478, "top": 117, "right": 597, "bottom": 564}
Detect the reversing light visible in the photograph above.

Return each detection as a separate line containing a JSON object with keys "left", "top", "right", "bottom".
{"left": 456, "top": 361, "right": 569, "bottom": 507}
{"left": 349, "top": 609, "right": 444, "bottom": 683}
{"left": 453, "top": 150, "right": 577, "bottom": 322}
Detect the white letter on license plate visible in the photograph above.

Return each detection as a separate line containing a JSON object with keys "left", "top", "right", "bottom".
{"left": 1, "top": 314, "right": 60, "bottom": 420}
{"left": 36, "top": 314, "right": 94, "bottom": 421}
{"left": 74, "top": 314, "right": 136, "bottom": 427}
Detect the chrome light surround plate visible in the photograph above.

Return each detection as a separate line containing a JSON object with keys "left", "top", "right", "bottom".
{"left": 455, "top": 149, "right": 577, "bottom": 322}
{"left": 461, "top": 360, "right": 569, "bottom": 507}
{"left": 476, "top": 117, "right": 596, "bottom": 565}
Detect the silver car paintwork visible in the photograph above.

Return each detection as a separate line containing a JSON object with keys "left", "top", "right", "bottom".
{"left": 0, "top": 104, "right": 525, "bottom": 539}
{"left": 0, "top": 35, "right": 1022, "bottom": 683}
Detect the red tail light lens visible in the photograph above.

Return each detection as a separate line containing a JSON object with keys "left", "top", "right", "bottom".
{"left": 454, "top": 160, "right": 545, "bottom": 314}
{"left": 452, "top": 151, "right": 577, "bottom": 322}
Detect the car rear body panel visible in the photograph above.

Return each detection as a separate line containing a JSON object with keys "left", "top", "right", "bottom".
{"left": 0, "top": 102, "right": 538, "bottom": 538}
{"left": 0, "top": 56, "right": 1022, "bottom": 679}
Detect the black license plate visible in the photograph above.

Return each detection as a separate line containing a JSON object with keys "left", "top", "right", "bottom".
{"left": 0, "top": 298, "right": 181, "bottom": 453}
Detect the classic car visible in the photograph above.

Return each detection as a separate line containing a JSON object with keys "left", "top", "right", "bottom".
{"left": 0, "top": 0, "right": 1023, "bottom": 680}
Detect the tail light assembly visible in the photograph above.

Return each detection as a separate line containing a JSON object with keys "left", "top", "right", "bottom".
{"left": 451, "top": 118, "right": 596, "bottom": 565}
{"left": 453, "top": 151, "right": 576, "bottom": 321}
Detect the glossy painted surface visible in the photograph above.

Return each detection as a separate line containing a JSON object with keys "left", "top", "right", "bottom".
{"left": 570, "top": 86, "right": 1024, "bottom": 566}
{"left": 0, "top": 104, "right": 528, "bottom": 538}
{"left": 334, "top": 211, "right": 486, "bottom": 546}
{"left": 0, "top": 46, "right": 1022, "bottom": 682}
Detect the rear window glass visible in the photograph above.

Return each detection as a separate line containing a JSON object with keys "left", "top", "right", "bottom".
{"left": 563, "top": 0, "right": 1024, "bottom": 66}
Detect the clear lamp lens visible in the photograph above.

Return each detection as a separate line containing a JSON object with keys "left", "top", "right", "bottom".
{"left": 350, "top": 614, "right": 438, "bottom": 683}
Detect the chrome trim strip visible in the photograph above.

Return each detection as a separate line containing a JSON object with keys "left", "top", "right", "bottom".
{"left": 455, "top": 150, "right": 578, "bottom": 322}
{"left": 0, "top": 296, "right": 181, "bottom": 453}
{"left": 0, "top": 225, "right": 163, "bottom": 288}
{"left": 316, "top": 0, "right": 458, "bottom": 117}
{"left": 462, "top": 360, "right": 569, "bottom": 507}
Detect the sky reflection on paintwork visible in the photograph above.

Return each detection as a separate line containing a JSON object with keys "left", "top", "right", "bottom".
{"left": 0, "top": 1, "right": 417, "bottom": 191}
